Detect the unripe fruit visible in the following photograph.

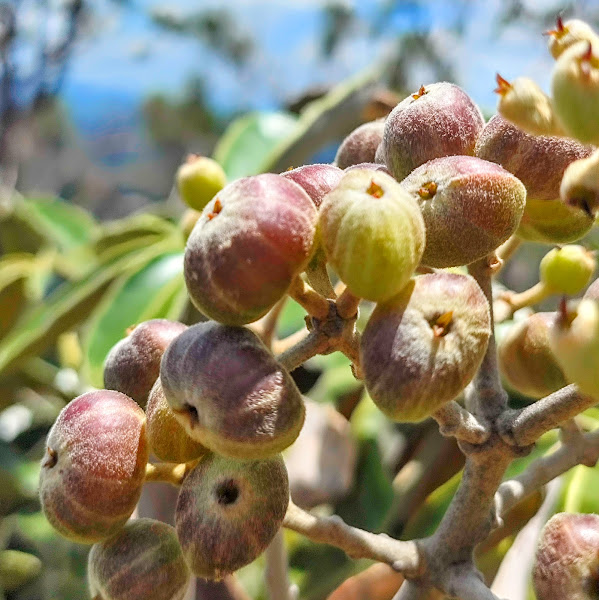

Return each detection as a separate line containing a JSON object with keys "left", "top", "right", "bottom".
{"left": 533, "top": 512, "right": 599, "bottom": 600}
{"left": 319, "top": 169, "right": 425, "bottom": 302}
{"left": 175, "top": 453, "right": 288, "bottom": 579}
{"left": 184, "top": 173, "right": 318, "bottom": 325}
{"left": 39, "top": 391, "right": 148, "bottom": 543}
{"left": 281, "top": 163, "right": 344, "bottom": 208}
{"left": 549, "top": 299, "right": 599, "bottom": 398}
{"left": 561, "top": 150, "right": 599, "bottom": 218}
{"left": 548, "top": 16, "right": 599, "bottom": 59}
{"left": 88, "top": 519, "right": 190, "bottom": 600}
{"left": 552, "top": 41, "right": 599, "bottom": 145}
{"left": 334, "top": 120, "right": 385, "bottom": 169}
{"left": 146, "top": 379, "right": 207, "bottom": 463}
{"left": 361, "top": 272, "right": 491, "bottom": 422}
{"left": 475, "top": 115, "right": 594, "bottom": 243}
{"left": 383, "top": 82, "right": 484, "bottom": 181}
{"left": 494, "top": 74, "right": 563, "bottom": 136}
{"left": 498, "top": 313, "right": 567, "bottom": 399}
{"left": 104, "top": 319, "right": 187, "bottom": 408}
{"left": 176, "top": 154, "right": 227, "bottom": 212}
{"left": 540, "top": 245, "right": 596, "bottom": 295}
{"left": 400, "top": 155, "right": 526, "bottom": 268}
{"left": 161, "top": 322, "right": 305, "bottom": 459}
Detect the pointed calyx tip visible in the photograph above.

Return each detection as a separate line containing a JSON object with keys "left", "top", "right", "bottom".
{"left": 494, "top": 73, "right": 512, "bottom": 95}
{"left": 412, "top": 85, "right": 428, "bottom": 100}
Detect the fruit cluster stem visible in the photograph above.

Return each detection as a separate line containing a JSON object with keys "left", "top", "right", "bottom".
{"left": 144, "top": 460, "right": 198, "bottom": 486}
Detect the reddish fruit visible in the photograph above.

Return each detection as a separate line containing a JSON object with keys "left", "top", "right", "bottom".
{"left": 335, "top": 120, "right": 385, "bottom": 169}
{"left": 281, "top": 163, "right": 344, "bottom": 208}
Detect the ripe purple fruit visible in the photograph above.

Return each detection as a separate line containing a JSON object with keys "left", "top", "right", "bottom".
{"left": 175, "top": 453, "right": 288, "bottom": 580}
{"left": 39, "top": 391, "right": 149, "bottom": 543}
{"left": 88, "top": 518, "right": 190, "bottom": 600}
{"left": 498, "top": 313, "right": 567, "bottom": 399}
{"left": 103, "top": 319, "right": 187, "bottom": 408}
{"left": 334, "top": 120, "right": 385, "bottom": 169}
{"left": 160, "top": 322, "right": 305, "bottom": 459}
{"left": 475, "top": 115, "right": 594, "bottom": 243}
{"left": 400, "top": 155, "right": 526, "bottom": 268}
{"left": 281, "top": 163, "right": 344, "bottom": 208}
{"left": 383, "top": 82, "right": 484, "bottom": 181}
{"left": 533, "top": 512, "right": 599, "bottom": 600}
{"left": 361, "top": 272, "right": 491, "bottom": 422}
{"left": 184, "top": 173, "right": 318, "bottom": 325}
{"left": 146, "top": 379, "right": 207, "bottom": 464}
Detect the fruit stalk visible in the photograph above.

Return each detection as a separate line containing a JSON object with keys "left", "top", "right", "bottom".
{"left": 144, "top": 461, "right": 199, "bottom": 487}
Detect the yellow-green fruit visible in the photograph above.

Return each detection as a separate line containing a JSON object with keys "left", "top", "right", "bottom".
{"left": 552, "top": 42, "right": 599, "bottom": 145}
{"left": 498, "top": 313, "right": 567, "bottom": 399}
{"left": 88, "top": 519, "right": 190, "bottom": 600}
{"left": 146, "top": 379, "right": 208, "bottom": 463}
{"left": 549, "top": 299, "right": 599, "bottom": 398}
{"left": 176, "top": 155, "right": 226, "bottom": 211}
{"left": 319, "top": 168, "right": 425, "bottom": 302}
{"left": 0, "top": 550, "right": 42, "bottom": 592}
{"left": 540, "top": 246, "right": 596, "bottom": 295}
{"left": 548, "top": 17, "right": 599, "bottom": 59}
{"left": 560, "top": 150, "right": 599, "bottom": 218}
{"left": 360, "top": 272, "right": 491, "bottom": 422}
{"left": 175, "top": 453, "right": 288, "bottom": 580}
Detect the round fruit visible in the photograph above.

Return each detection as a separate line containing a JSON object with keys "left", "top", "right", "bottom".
{"left": 319, "top": 168, "right": 425, "bottom": 302}
{"left": 160, "top": 322, "right": 305, "bottom": 459}
{"left": 104, "top": 319, "right": 187, "bottom": 408}
{"left": 335, "top": 120, "right": 385, "bottom": 169}
{"left": 400, "top": 155, "right": 526, "bottom": 268}
{"left": 184, "top": 173, "right": 318, "bottom": 325}
{"left": 88, "top": 518, "right": 190, "bottom": 600}
{"left": 281, "top": 163, "right": 344, "bottom": 208}
{"left": 39, "top": 390, "right": 148, "bottom": 543}
{"left": 146, "top": 379, "right": 207, "bottom": 464}
{"left": 383, "top": 82, "right": 484, "bottom": 181}
{"left": 175, "top": 453, "right": 288, "bottom": 580}
{"left": 361, "top": 272, "right": 491, "bottom": 422}
{"left": 560, "top": 149, "right": 599, "bottom": 218}
{"left": 548, "top": 17, "right": 599, "bottom": 59}
{"left": 176, "top": 155, "right": 227, "bottom": 212}
{"left": 540, "top": 245, "right": 595, "bottom": 295}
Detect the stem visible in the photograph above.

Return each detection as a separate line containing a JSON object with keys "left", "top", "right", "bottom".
{"left": 288, "top": 276, "right": 331, "bottom": 320}
{"left": 336, "top": 286, "right": 361, "bottom": 320}
{"left": 432, "top": 402, "right": 490, "bottom": 444}
{"left": 496, "top": 235, "right": 522, "bottom": 267}
{"left": 392, "top": 581, "right": 440, "bottom": 600}
{"left": 443, "top": 567, "right": 503, "bottom": 600}
{"left": 305, "top": 249, "right": 336, "bottom": 298}
{"left": 264, "top": 530, "right": 295, "bottom": 600}
{"left": 254, "top": 297, "right": 287, "bottom": 348}
{"left": 277, "top": 330, "right": 328, "bottom": 372}
{"left": 499, "top": 281, "right": 552, "bottom": 316}
{"left": 144, "top": 461, "right": 198, "bottom": 486}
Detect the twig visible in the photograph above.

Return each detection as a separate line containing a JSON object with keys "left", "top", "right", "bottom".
{"left": 336, "top": 286, "right": 361, "bottom": 320}
{"left": 288, "top": 276, "right": 331, "bottom": 320}
{"left": 498, "top": 282, "right": 551, "bottom": 316}
{"left": 496, "top": 235, "right": 522, "bottom": 267}
{"left": 277, "top": 330, "right": 328, "bottom": 372}
{"left": 252, "top": 297, "right": 288, "bottom": 348}
{"left": 282, "top": 501, "right": 424, "bottom": 577}
{"left": 264, "top": 529, "right": 295, "bottom": 600}
{"left": 432, "top": 402, "right": 490, "bottom": 445}
{"left": 144, "top": 460, "right": 198, "bottom": 487}
{"left": 391, "top": 581, "right": 440, "bottom": 600}
{"left": 443, "top": 567, "right": 503, "bottom": 600}
{"left": 306, "top": 250, "right": 337, "bottom": 298}
{"left": 273, "top": 328, "right": 310, "bottom": 355}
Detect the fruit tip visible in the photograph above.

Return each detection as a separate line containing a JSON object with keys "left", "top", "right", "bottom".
{"left": 494, "top": 73, "right": 512, "bottom": 95}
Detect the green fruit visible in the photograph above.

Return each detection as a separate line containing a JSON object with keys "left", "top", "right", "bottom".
{"left": 88, "top": 519, "right": 190, "bottom": 600}
{"left": 0, "top": 550, "right": 42, "bottom": 592}
{"left": 540, "top": 246, "right": 596, "bottom": 295}
{"left": 176, "top": 155, "right": 227, "bottom": 212}
{"left": 161, "top": 322, "right": 305, "bottom": 459}
{"left": 548, "top": 17, "right": 599, "bottom": 59}
{"left": 175, "top": 453, "right": 288, "bottom": 580}
{"left": 319, "top": 168, "right": 425, "bottom": 302}
{"left": 360, "top": 272, "right": 491, "bottom": 422}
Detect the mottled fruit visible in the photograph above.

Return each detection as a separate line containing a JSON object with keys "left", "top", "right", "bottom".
{"left": 281, "top": 163, "right": 344, "bottom": 208}
{"left": 335, "top": 120, "right": 385, "bottom": 169}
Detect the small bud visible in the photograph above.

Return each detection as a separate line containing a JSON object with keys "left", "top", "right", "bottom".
{"left": 88, "top": 519, "right": 190, "bottom": 600}
{"left": 540, "top": 245, "right": 595, "bottom": 295}
{"left": 319, "top": 169, "right": 425, "bottom": 302}
{"left": 383, "top": 82, "right": 484, "bottom": 181}
{"left": 281, "top": 163, "right": 344, "bottom": 208}
{"left": 547, "top": 16, "right": 599, "bottom": 60}
{"left": 533, "top": 512, "right": 599, "bottom": 600}
{"left": 552, "top": 41, "right": 599, "bottom": 145}
{"left": 495, "top": 74, "right": 563, "bottom": 136}
{"left": 361, "top": 272, "right": 491, "bottom": 422}
{"left": 335, "top": 120, "right": 385, "bottom": 169}
{"left": 561, "top": 150, "right": 599, "bottom": 218}
{"left": 175, "top": 453, "right": 288, "bottom": 580}
{"left": 176, "top": 155, "right": 227, "bottom": 212}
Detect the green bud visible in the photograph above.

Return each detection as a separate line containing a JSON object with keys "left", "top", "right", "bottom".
{"left": 540, "top": 245, "right": 595, "bottom": 295}
{"left": 176, "top": 155, "right": 227, "bottom": 212}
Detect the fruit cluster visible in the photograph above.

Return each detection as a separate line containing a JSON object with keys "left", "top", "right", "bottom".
{"left": 38, "top": 16, "right": 599, "bottom": 599}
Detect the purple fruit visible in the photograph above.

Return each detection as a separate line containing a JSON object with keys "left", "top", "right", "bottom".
{"left": 335, "top": 120, "right": 385, "bottom": 169}
{"left": 281, "top": 163, "right": 344, "bottom": 208}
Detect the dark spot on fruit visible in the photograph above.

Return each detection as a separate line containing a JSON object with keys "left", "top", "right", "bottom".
{"left": 183, "top": 403, "right": 199, "bottom": 425}
{"left": 215, "top": 479, "right": 240, "bottom": 506}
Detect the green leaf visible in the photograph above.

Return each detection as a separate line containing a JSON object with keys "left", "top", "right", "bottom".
{"left": 83, "top": 251, "right": 184, "bottom": 387}
{"left": 0, "top": 255, "right": 37, "bottom": 339}
{"left": 213, "top": 112, "right": 299, "bottom": 179}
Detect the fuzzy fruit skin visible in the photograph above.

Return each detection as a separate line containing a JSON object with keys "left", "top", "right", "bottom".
{"left": 176, "top": 453, "right": 288, "bottom": 580}
{"left": 361, "top": 272, "right": 491, "bottom": 422}
{"left": 475, "top": 115, "right": 594, "bottom": 243}
{"left": 146, "top": 379, "right": 207, "bottom": 463}
{"left": 281, "top": 163, "right": 344, "bottom": 209}
{"left": 498, "top": 313, "right": 567, "bottom": 399}
{"left": 383, "top": 82, "right": 484, "bottom": 181}
{"left": 104, "top": 319, "right": 187, "bottom": 408}
{"left": 540, "top": 246, "right": 596, "bottom": 295}
{"left": 161, "top": 322, "right": 305, "bottom": 459}
{"left": 344, "top": 162, "right": 390, "bottom": 175}
{"left": 184, "top": 173, "right": 318, "bottom": 325}
{"left": 400, "top": 155, "right": 526, "bottom": 268}
{"left": 552, "top": 42, "right": 599, "bottom": 145}
{"left": 39, "top": 391, "right": 148, "bottom": 544}
{"left": 533, "top": 512, "right": 599, "bottom": 600}
{"left": 335, "top": 120, "right": 385, "bottom": 169}
{"left": 584, "top": 278, "right": 599, "bottom": 301}
{"left": 88, "top": 518, "right": 190, "bottom": 600}
{"left": 561, "top": 149, "right": 599, "bottom": 217}
{"left": 319, "top": 169, "right": 424, "bottom": 302}
{"left": 176, "top": 155, "right": 227, "bottom": 212}
{"left": 549, "top": 19, "right": 599, "bottom": 59}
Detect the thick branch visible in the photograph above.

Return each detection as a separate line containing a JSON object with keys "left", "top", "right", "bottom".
{"left": 282, "top": 501, "right": 423, "bottom": 577}
{"left": 288, "top": 277, "right": 331, "bottom": 320}
{"left": 392, "top": 581, "right": 440, "bottom": 600}
{"left": 443, "top": 567, "right": 503, "bottom": 600}
{"left": 277, "top": 330, "right": 328, "bottom": 372}
{"left": 432, "top": 402, "right": 490, "bottom": 444}
{"left": 499, "top": 384, "right": 598, "bottom": 447}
